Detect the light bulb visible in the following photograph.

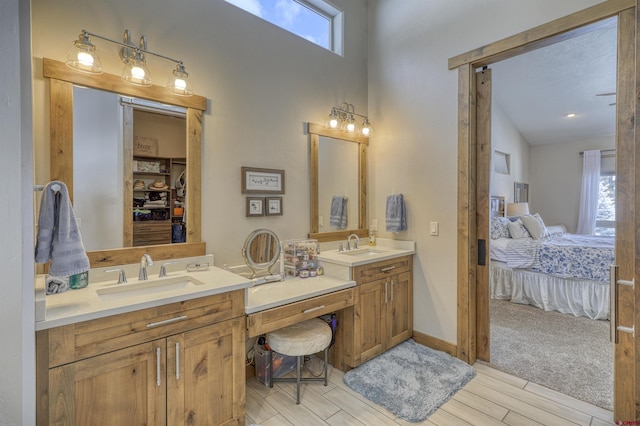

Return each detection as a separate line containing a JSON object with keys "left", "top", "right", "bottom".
{"left": 346, "top": 122, "right": 356, "bottom": 132}
{"left": 329, "top": 118, "right": 339, "bottom": 128}
{"left": 131, "top": 66, "right": 146, "bottom": 80}
{"left": 77, "top": 52, "right": 94, "bottom": 67}
{"left": 361, "top": 126, "right": 370, "bottom": 136}
{"left": 174, "top": 78, "right": 187, "bottom": 90}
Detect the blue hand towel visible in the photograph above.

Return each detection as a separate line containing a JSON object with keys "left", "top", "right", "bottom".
{"left": 386, "top": 194, "right": 407, "bottom": 232}
{"left": 35, "top": 181, "right": 91, "bottom": 277}
{"left": 330, "top": 196, "right": 348, "bottom": 228}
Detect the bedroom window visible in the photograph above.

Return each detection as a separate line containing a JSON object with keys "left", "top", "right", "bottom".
{"left": 224, "top": 0, "right": 343, "bottom": 55}
{"left": 595, "top": 154, "right": 616, "bottom": 236}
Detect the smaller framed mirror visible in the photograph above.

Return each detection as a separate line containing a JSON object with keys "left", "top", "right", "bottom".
{"left": 308, "top": 123, "right": 369, "bottom": 242}
{"left": 242, "top": 229, "right": 281, "bottom": 277}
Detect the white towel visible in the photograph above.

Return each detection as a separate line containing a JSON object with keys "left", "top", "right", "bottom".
{"left": 35, "top": 181, "right": 91, "bottom": 277}
{"left": 330, "top": 196, "right": 348, "bottom": 228}
{"left": 386, "top": 194, "right": 407, "bottom": 232}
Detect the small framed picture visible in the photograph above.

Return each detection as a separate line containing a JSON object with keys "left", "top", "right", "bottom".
{"left": 246, "top": 197, "right": 265, "bottom": 217}
{"left": 266, "top": 197, "right": 283, "bottom": 216}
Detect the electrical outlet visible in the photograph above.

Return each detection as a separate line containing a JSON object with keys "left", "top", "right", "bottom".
{"left": 319, "top": 215, "right": 324, "bottom": 227}
{"left": 430, "top": 221, "right": 439, "bottom": 236}
{"left": 371, "top": 219, "right": 378, "bottom": 231}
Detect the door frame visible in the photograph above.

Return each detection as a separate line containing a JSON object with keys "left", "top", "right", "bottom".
{"left": 449, "top": 0, "right": 637, "bottom": 420}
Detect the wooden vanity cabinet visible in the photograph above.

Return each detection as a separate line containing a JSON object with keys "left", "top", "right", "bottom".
{"left": 347, "top": 255, "right": 413, "bottom": 367}
{"left": 36, "top": 291, "right": 246, "bottom": 426}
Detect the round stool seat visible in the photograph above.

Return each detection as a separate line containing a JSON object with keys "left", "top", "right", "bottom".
{"left": 267, "top": 318, "right": 332, "bottom": 356}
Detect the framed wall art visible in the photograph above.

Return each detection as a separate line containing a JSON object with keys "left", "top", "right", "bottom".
{"left": 241, "top": 167, "right": 285, "bottom": 194}
{"left": 266, "top": 197, "right": 283, "bottom": 216}
{"left": 246, "top": 197, "right": 265, "bottom": 217}
{"left": 514, "top": 182, "right": 529, "bottom": 203}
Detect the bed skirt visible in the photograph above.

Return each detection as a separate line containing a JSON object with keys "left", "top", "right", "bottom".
{"left": 490, "top": 261, "right": 609, "bottom": 320}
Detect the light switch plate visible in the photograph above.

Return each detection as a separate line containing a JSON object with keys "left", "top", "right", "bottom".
{"left": 430, "top": 222, "right": 439, "bottom": 236}
{"left": 371, "top": 219, "right": 378, "bottom": 231}
{"left": 319, "top": 215, "right": 324, "bottom": 226}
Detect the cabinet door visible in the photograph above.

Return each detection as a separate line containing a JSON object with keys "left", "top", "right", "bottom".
{"left": 387, "top": 271, "right": 413, "bottom": 349}
{"left": 167, "top": 318, "right": 245, "bottom": 426}
{"left": 356, "top": 279, "right": 387, "bottom": 364}
{"left": 48, "top": 340, "right": 166, "bottom": 426}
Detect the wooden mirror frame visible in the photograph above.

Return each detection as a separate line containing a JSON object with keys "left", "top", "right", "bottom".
{"left": 44, "top": 58, "right": 206, "bottom": 267}
{"left": 307, "top": 122, "right": 368, "bottom": 242}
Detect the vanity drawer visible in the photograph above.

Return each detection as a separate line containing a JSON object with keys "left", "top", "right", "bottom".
{"left": 42, "top": 290, "right": 244, "bottom": 368}
{"left": 246, "top": 288, "right": 355, "bottom": 338}
{"left": 353, "top": 255, "right": 412, "bottom": 284}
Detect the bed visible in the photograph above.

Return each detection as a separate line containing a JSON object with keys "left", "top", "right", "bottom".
{"left": 489, "top": 212, "right": 614, "bottom": 320}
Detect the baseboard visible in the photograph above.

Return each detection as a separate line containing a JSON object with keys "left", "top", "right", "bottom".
{"left": 412, "top": 330, "right": 457, "bottom": 357}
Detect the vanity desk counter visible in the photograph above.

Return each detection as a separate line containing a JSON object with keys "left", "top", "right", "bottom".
{"left": 245, "top": 276, "right": 355, "bottom": 338}
{"left": 316, "top": 238, "right": 416, "bottom": 268}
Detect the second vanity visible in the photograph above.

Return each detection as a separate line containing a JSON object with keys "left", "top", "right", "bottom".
{"left": 35, "top": 240, "right": 414, "bottom": 426}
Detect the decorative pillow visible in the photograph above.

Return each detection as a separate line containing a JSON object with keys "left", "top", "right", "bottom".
{"left": 521, "top": 213, "right": 550, "bottom": 239}
{"left": 490, "top": 217, "right": 511, "bottom": 239}
{"left": 507, "top": 219, "right": 531, "bottom": 239}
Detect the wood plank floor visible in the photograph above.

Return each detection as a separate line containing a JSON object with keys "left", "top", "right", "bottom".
{"left": 246, "top": 360, "right": 614, "bottom": 426}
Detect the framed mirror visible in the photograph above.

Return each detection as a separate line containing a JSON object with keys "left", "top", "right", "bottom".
{"left": 241, "top": 229, "right": 281, "bottom": 277}
{"left": 44, "top": 58, "right": 207, "bottom": 267}
{"left": 307, "top": 122, "right": 368, "bottom": 242}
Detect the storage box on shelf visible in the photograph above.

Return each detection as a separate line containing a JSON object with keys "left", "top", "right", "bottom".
{"left": 282, "top": 239, "right": 320, "bottom": 278}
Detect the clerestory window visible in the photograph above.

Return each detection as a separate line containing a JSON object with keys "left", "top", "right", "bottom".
{"left": 225, "top": 0, "right": 343, "bottom": 55}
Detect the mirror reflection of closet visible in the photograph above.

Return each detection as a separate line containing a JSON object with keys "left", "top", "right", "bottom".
{"left": 73, "top": 87, "right": 187, "bottom": 250}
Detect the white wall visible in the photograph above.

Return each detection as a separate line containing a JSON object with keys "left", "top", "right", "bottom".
{"left": 367, "top": 0, "right": 604, "bottom": 343}
{"left": 0, "top": 0, "right": 34, "bottom": 424}
{"left": 491, "top": 103, "right": 531, "bottom": 203}
{"left": 31, "top": 0, "right": 369, "bottom": 266}
{"left": 530, "top": 136, "right": 614, "bottom": 232}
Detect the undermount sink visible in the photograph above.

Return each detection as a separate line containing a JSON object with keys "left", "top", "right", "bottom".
{"left": 339, "top": 247, "right": 387, "bottom": 257}
{"left": 96, "top": 275, "right": 205, "bottom": 301}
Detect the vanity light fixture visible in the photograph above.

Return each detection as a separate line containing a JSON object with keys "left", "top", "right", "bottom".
{"left": 327, "top": 102, "right": 372, "bottom": 137}
{"left": 66, "top": 29, "right": 194, "bottom": 96}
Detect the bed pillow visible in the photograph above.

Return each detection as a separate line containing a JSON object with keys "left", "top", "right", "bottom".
{"left": 521, "top": 213, "right": 550, "bottom": 239}
{"left": 490, "top": 217, "right": 511, "bottom": 239}
{"left": 507, "top": 219, "right": 531, "bottom": 239}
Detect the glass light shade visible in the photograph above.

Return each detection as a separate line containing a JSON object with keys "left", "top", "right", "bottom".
{"left": 345, "top": 115, "right": 356, "bottom": 132}
{"left": 121, "top": 53, "right": 151, "bottom": 86}
{"left": 361, "top": 118, "right": 372, "bottom": 136}
{"left": 328, "top": 109, "right": 339, "bottom": 129}
{"left": 66, "top": 35, "right": 103, "bottom": 74}
{"left": 166, "top": 63, "right": 193, "bottom": 96}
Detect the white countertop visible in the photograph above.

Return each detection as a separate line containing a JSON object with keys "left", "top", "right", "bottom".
{"left": 245, "top": 275, "right": 356, "bottom": 314}
{"left": 317, "top": 239, "right": 416, "bottom": 267}
{"left": 36, "top": 265, "right": 254, "bottom": 331}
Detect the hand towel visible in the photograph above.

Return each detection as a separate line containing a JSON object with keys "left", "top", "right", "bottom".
{"left": 35, "top": 181, "right": 91, "bottom": 277}
{"left": 46, "top": 276, "right": 69, "bottom": 295}
{"left": 386, "top": 194, "right": 407, "bottom": 232}
{"left": 329, "top": 196, "right": 348, "bottom": 228}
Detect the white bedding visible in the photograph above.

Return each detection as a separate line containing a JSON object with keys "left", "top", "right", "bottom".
{"left": 491, "top": 261, "right": 609, "bottom": 320}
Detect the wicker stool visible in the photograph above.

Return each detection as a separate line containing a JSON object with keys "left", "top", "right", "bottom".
{"left": 267, "top": 318, "right": 332, "bottom": 404}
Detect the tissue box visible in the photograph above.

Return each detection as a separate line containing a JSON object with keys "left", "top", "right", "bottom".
{"left": 254, "top": 343, "right": 297, "bottom": 386}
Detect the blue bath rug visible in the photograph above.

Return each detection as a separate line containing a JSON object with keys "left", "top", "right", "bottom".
{"left": 343, "top": 339, "right": 476, "bottom": 422}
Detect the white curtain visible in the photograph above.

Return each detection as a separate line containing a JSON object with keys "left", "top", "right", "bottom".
{"left": 576, "top": 150, "right": 601, "bottom": 235}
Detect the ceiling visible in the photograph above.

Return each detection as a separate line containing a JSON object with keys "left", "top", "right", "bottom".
{"left": 491, "top": 18, "right": 617, "bottom": 146}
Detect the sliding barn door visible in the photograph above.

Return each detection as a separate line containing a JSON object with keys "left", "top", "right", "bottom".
{"left": 612, "top": 6, "right": 637, "bottom": 421}
{"left": 475, "top": 68, "right": 492, "bottom": 362}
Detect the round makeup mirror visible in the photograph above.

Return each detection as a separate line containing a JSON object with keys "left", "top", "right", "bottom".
{"left": 242, "top": 229, "right": 281, "bottom": 278}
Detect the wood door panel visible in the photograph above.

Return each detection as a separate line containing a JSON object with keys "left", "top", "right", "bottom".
{"left": 168, "top": 319, "right": 245, "bottom": 425}
{"left": 388, "top": 272, "right": 413, "bottom": 348}
{"left": 49, "top": 341, "right": 165, "bottom": 426}
{"left": 357, "top": 280, "right": 386, "bottom": 364}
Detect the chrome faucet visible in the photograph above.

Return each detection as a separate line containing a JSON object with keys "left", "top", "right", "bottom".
{"left": 139, "top": 253, "right": 154, "bottom": 280}
{"left": 346, "top": 234, "right": 360, "bottom": 250}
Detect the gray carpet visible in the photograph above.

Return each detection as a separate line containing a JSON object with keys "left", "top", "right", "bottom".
{"left": 489, "top": 299, "right": 613, "bottom": 410}
{"left": 343, "top": 339, "right": 476, "bottom": 422}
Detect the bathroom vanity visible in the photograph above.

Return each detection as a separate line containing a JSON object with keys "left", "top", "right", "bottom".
{"left": 35, "top": 257, "right": 252, "bottom": 426}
